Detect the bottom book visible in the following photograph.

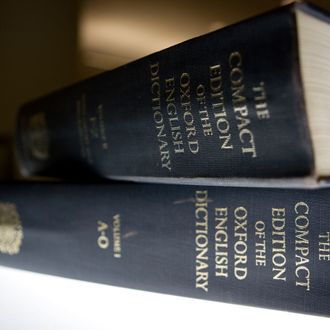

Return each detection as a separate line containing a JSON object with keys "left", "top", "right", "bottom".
{"left": 0, "top": 182, "right": 329, "bottom": 316}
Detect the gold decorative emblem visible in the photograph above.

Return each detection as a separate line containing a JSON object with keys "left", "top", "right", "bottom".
{"left": 28, "top": 112, "right": 49, "bottom": 161}
{"left": 0, "top": 203, "right": 23, "bottom": 255}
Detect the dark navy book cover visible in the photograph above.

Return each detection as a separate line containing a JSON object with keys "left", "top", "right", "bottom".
{"left": 0, "top": 182, "right": 329, "bottom": 316}
{"left": 17, "top": 3, "right": 327, "bottom": 181}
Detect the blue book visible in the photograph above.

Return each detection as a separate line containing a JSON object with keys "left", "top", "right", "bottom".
{"left": 16, "top": 3, "right": 330, "bottom": 186}
{"left": 0, "top": 181, "right": 329, "bottom": 316}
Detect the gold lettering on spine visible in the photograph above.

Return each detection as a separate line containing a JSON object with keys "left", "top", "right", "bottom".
{"left": 271, "top": 208, "right": 287, "bottom": 281}
{"left": 196, "top": 84, "right": 213, "bottom": 137}
{"left": 255, "top": 220, "right": 266, "bottom": 266}
{"left": 229, "top": 52, "right": 257, "bottom": 158}
{"left": 209, "top": 64, "right": 233, "bottom": 150}
{"left": 150, "top": 63, "right": 172, "bottom": 171}
{"left": 253, "top": 82, "right": 270, "bottom": 120}
{"left": 214, "top": 208, "right": 228, "bottom": 278}
{"left": 113, "top": 214, "right": 122, "bottom": 258}
{"left": 180, "top": 73, "right": 199, "bottom": 154}
{"left": 294, "top": 202, "right": 310, "bottom": 291}
{"left": 318, "top": 232, "right": 330, "bottom": 261}
{"left": 234, "top": 207, "right": 248, "bottom": 280}
{"left": 97, "top": 220, "right": 109, "bottom": 249}
{"left": 195, "top": 191, "right": 209, "bottom": 292}
{"left": 165, "top": 77, "right": 185, "bottom": 154}
{"left": 97, "top": 215, "right": 122, "bottom": 258}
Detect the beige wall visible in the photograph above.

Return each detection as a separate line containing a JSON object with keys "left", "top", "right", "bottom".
{"left": 0, "top": 0, "right": 79, "bottom": 138}
{"left": 0, "top": 0, "right": 80, "bottom": 178}
{"left": 0, "top": 0, "right": 329, "bottom": 179}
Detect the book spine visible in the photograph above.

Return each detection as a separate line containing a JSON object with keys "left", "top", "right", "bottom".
{"left": 16, "top": 5, "right": 314, "bottom": 180}
{"left": 0, "top": 182, "right": 329, "bottom": 316}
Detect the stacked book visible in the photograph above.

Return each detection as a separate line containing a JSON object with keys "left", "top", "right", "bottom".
{"left": 1, "top": 3, "right": 329, "bottom": 316}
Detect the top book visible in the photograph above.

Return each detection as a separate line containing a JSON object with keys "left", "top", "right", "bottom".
{"left": 16, "top": 3, "right": 330, "bottom": 186}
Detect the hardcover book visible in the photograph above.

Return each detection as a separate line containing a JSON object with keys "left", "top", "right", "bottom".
{"left": 16, "top": 3, "right": 330, "bottom": 185}
{"left": 0, "top": 182, "right": 329, "bottom": 316}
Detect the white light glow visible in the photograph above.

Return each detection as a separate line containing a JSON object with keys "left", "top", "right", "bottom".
{"left": 0, "top": 266, "right": 328, "bottom": 330}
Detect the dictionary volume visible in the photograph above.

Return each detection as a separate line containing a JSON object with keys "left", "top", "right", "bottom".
{"left": 17, "top": 3, "right": 330, "bottom": 184}
{"left": 0, "top": 182, "right": 329, "bottom": 316}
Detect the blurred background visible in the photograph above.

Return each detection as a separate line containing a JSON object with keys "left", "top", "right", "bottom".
{"left": 0, "top": 1, "right": 330, "bottom": 329}
{"left": 0, "top": 0, "right": 330, "bottom": 180}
